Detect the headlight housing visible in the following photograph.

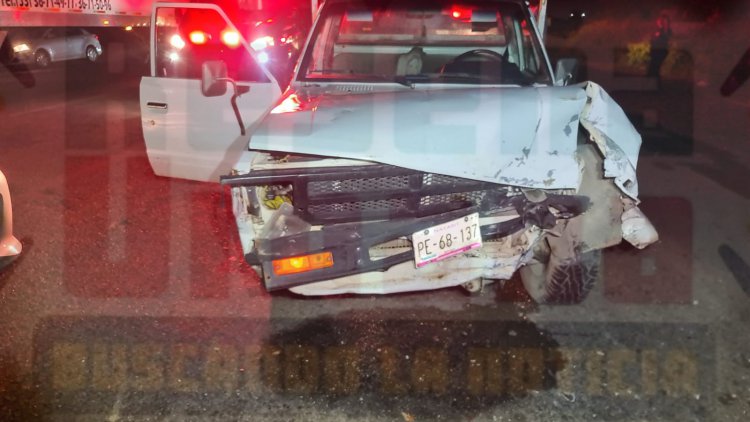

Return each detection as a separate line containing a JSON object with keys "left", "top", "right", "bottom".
{"left": 13, "top": 44, "right": 30, "bottom": 53}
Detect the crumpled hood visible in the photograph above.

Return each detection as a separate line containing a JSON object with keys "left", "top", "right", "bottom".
{"left": 250, "top": 82, "right": 642, "bottom": 199}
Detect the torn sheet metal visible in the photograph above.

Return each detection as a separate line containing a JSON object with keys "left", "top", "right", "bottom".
{"left": 579, "top": 82, "right": 642, "bottom": 199}
{"left": 621, "top": 201, "right": 659, "bottom": 249}
{"left": 249, "top": 82, "right": 643, "bottom": 198}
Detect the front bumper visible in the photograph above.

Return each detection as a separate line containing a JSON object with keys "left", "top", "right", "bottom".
{"left": 222, "top": 164, "right": 588, "bottom": 291}
{"left": 252, "top": 206, "right": 525, "bottom": 290}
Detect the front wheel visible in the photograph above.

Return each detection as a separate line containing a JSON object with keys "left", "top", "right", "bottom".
{"left": 520, "top": 236, "right": 601, "bottom": 305}
{"left": 35, "top": 50, "right": 51, "bottom": 68}
{"left": 86, "top": 46, "right": 99, "bottom": 63}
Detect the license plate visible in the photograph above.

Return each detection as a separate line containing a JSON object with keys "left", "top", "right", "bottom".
{"left": 412, "top": 213, "right": 482, "bottom": 268}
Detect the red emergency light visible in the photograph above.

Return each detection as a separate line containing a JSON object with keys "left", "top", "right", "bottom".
{"left": 449, "top": 5, "right": 472, "bottom": 21}
{"left": 221, "top": 30, "right": 241, "bottom": 48}
{"left": 189, "top": 30, "right": 208, "bottom": 45}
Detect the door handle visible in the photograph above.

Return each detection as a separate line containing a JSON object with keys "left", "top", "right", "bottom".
{"left": 146, "top": 102, "right": 168, "bottom": 110}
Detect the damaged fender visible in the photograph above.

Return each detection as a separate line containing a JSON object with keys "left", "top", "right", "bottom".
{"left": 579, "top": 82, "right": 642, "bottom": 199}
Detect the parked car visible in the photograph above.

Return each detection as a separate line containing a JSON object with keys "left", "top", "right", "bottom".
{"left": 0, "top": 170, "right": 21, "bottom": 270}
{"left": 140, "top": 0, "right": 658, "bottom": 303}
{"left": 8, "top": 27, "right": 102, "bottom": 67}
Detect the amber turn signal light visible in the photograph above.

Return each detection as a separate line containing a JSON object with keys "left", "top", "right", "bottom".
{"left": 272, "top": 252, "right": 334, "bottom": 276}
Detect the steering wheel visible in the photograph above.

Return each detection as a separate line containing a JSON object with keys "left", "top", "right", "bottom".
{"left": 451, "top": 49, "right": 505, "bottom": 64}
{"left": 440, "top": 48, "right": 531, "bottom": 85}
{"left": 439, "top": 49, "right": 505, "bottom": 79}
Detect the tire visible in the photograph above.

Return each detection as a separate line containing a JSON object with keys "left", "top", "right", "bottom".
{"left": 520, "top": 237, "right": 601, "bottom": 305}
{"left": 86, "top": 46, "right": 99, "bottom": 63}
{"left": 34, "top": 50, "right": 51, "bottom": 68}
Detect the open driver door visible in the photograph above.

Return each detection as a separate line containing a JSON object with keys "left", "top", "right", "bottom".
{"left": 140, "top": 3, "right": 283, "bottom": 182}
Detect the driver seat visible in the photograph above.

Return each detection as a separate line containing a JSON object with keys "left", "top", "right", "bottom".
{"left": 395, "top": 47, "right": 425, "bottom": 76}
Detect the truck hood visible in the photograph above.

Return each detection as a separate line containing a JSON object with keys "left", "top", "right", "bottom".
{"left": 249, "top": 82, "right": 642, "bottom": 199}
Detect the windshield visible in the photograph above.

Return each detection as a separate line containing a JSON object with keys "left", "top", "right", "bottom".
{"left": 299, "top": 0, "right": 552, "bottom": 85}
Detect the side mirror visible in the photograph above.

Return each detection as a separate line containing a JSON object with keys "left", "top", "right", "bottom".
{"left": 200, "top": 60, "right": 247, "bottom": 136}
{"left": 555, "top": 58, "right": 579, "bottom": 86}
{"left": 201, "top": 60, "right": 228, "bottom": 97}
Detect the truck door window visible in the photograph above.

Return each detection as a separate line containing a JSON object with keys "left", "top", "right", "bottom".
{"left": 154, "top": 7, "right": 268, "bottom": 82}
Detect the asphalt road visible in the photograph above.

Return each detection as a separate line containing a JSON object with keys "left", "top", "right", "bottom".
{"left": 0, "top": 53, "right": 749, "bottom": 421}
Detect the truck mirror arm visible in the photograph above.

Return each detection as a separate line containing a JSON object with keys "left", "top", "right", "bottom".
{"left": 216, "top": 77, "right": 247, "bottom": 136}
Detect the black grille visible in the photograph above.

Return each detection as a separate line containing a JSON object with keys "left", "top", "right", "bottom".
{"left": 420, "top": 191, "right": 487, "bottom": 207}
{"left": 308, "top": 175, "right": 410, "bottom": 195}
{"left": 421, "top": 173, "right": 477, "bottom": 186}
{"left": 299, "top": 166, "right": 507, "bottom": 224}
{"left": 220, "top": 164, "right": 510, "bottom": 224}
{"left": 308, "top": 198, "right": 408, "bottom": 214}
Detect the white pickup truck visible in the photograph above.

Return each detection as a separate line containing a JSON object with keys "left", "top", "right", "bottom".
{"left": 140, "top": 0, "right": 658, "bottom": 303}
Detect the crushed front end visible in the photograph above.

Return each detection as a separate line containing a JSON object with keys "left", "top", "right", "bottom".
{"left": 222, "top": 154, "right": 591, "bottom": 295}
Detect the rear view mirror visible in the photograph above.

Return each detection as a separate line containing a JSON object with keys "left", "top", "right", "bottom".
{"left": 201, "top": 60, "right": 228, "bottom": 97}
{"left": 555, "top": 58, "right": 579, "bottom": 86}
{"left": 346, "top": 10, "right": 373, "bottom": 22}
{"left": 471, "top": 10, "right": 497, "bottom": 23}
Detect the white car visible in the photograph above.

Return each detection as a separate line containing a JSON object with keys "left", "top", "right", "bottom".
{"left": 141, "top": 0, "right": 657, "bottom": 303}
{"left": 0, "top": 170, "right": 21, "bottom": 269}
{"left": 9, "top": 27, "right": 102, "bottom": 67}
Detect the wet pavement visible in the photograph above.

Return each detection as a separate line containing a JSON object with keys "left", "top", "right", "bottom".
{"left": 1, "top": 6, "right": 750, "bottom": 421}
